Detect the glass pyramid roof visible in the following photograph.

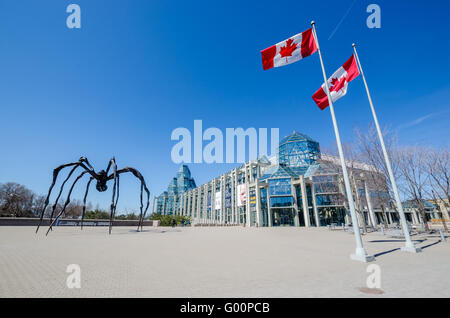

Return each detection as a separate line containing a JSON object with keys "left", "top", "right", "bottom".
{"left": 260, "top": 165, "right": 308, "bottom": 180}
{"left": 279, "top": 131, "right": 317, "bottom": 145}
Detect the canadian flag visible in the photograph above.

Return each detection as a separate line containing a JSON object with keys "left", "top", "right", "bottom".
{"left": 312, "top": 55, "right": 360, "bottom": 110}
{"left": 260, "top": 28, "right": 317, "bottom": 71}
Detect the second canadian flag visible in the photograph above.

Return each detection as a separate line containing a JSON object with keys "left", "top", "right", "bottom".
{"left": 312, "top": 54, "right": 360, "bottom": 110}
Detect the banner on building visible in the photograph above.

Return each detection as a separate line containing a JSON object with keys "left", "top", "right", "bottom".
{"left": 249, "top": 189, "right": 256, "bottom": 207}
{"left": 215, "top": 192, "right": 221, "bottom": 210}
{"left": 225, "top": 186, "right": 232, "bottom": 208}
{"left": 237, "top": 184, "right": 246, "bottom": 207}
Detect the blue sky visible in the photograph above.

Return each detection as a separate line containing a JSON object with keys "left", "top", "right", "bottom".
{"left": 0, "top": 0, "right": 449, "bottom": 213}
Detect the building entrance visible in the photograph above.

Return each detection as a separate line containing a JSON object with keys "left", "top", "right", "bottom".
{"left": 271, "top": 208, "right": 295, "bottom": 226}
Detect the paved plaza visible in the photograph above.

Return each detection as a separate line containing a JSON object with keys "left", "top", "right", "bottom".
{"left": 0, "top": 226, "right": 449, "bottom": 297}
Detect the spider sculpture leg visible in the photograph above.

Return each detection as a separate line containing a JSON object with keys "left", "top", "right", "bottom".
{"left": 142, "top": 187, "right": 150, "bottom": 231}
{"left": 108, "top": 158, "right": 118, "bottom": 235}
{"left": 105, "top": 156, "right": 121, "bottom": 222}
{"left": 48, "top": 165, "right": 79, "bottom": 225}
{"left": 36, "top": 158, "right": 93, "bottom": 233}
{"left": 80, "top": 177, "right": 94, "bottom": 230}
{"left": 139, "top": 182, "right": 150, "bottom": 231}
{"left": 113, "top": 175, "right": 120, "bottom": 221}
{"left": 139, "top": 182, "right": 144, "bottom": 230}
{"left": 46, "top": 170, "right": 89, "bottom": 235}
{"left": 138, "top": 179, "right": 150, "bottom": 231}
{"left": 111, "top": 167, "right": 150, "bottom": 232}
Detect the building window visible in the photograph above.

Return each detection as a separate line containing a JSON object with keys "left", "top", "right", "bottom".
{"left": 318, "top": 207, "right": 346, "bottom": 226}
{"left": 260, "top": 188, "right": 268, "bottom": 227}
{"left": 270, "top": 196, "right": 294, "bottom": 208}
{"left": 268, "top": 178, "right": 292, "bottom": 196}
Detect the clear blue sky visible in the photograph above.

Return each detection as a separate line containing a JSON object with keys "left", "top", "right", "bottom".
{"left": 0, "top": 0, "right": 449, "bottom": 213}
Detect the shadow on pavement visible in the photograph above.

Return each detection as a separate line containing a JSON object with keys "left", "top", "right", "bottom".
{"left": 371, "top": 239, "right": 443, "bottom": 258}
{"left": 368, "top": 239, "right": 426, "bottom": 244}
{"left": 373, "top": 248, "right": 400, "bottom": 257}
{"left": 420, "top": 240, "right": 441, "bottom": 249}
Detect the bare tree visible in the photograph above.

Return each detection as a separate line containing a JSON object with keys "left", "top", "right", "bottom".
{"left": 344, "top": 143, "right": 369, "bottom": 233}
{"left": 0, "top": 182, "right": 34, "bottom": 217}
{"left": 31, "top": 195, "right": 46, "bottom": 217}
{"left": 354, "top": 125, "right": 399, "bottom": 225}
{"left": 355, "top": 126, "right": 399, "bottom": 200}
{"left": 63, "top": 199, "right": 84, "bottom": 219}
{"left": 0, "top": 182, "right": 95, "bottom": 219}
{"left": 425, "top": 147, "right": 449, "bottom": 232}
{"left": 322, "top": 143, "right": 368, "bottom": 232}
{"left": 396, "top": 146, "right": 430, "bottom": 231}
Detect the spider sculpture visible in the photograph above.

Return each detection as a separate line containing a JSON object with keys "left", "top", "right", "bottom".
{"left": 35, "top": 157, "right": 150, "bottom": 235}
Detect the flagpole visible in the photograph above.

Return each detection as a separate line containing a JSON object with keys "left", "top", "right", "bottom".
{"left": 352, "top": 43, "right": 421, "bottom": 253}
{"left": 311, "top": 21, "right": 374, "bottom": 262}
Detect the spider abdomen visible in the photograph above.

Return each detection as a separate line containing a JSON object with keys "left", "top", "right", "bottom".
{"left": 96, "top": 182, "right": 108, "bottom": 192}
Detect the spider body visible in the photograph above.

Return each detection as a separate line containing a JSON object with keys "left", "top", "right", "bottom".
{"left": 95, "top": 170, "right": 108, "bottom": 192}
{"left": 36, "top": 157, "right": 150, "bottom": 235}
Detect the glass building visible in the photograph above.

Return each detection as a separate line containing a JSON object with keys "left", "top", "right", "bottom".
{"left": 155, "top": 165, "right": 196, "bottom": 215}
{"left": 154, "top": 131, "right": 409, "bottom": 227}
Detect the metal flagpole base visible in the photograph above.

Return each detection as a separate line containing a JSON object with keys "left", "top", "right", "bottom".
{"left": 401, "top": 243, "right": 422, "bottom": 253}
{"left": 350, "top": 248, "right": 375, "bottom": 262}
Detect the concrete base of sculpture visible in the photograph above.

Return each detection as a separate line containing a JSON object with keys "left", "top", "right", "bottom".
{"left": 350, "top": 247, "right": 375, "bottom": 262}
{"left": 401, "top": 245, "right": 422, "bottom": 253}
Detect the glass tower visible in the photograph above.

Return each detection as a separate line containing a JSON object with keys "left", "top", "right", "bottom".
{"left": 156, "top": 165, "right": 196, "bottom": 215}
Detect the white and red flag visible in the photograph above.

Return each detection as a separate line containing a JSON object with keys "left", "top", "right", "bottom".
{"left": 312, "top": 54, "right": 360, "bottom": 110}
{"left": 260, "top": 28, "right": 317, "bottom": 71}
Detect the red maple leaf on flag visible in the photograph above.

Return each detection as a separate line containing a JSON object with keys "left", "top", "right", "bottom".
{"left": 279, "top": 38, "right": 298, "bottom": 58}
{"left": 330, "top": 76, "right": 347, "bottom": 93}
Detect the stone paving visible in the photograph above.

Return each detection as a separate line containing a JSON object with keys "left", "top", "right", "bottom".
{"left": 0, "top": 226, "right": 448, "bottom": 297}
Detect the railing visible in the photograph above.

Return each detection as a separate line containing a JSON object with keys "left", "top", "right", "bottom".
{"left": 0, "top": 217, "right": 154, "bottom": 227}
{"left": 193, "top": 223, "right": 241, "bottom": 227}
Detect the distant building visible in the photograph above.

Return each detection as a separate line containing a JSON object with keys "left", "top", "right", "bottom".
{"left": 154, "top": 131, "right": 413, "bottom": 227}
{"left": 427, "top": 198, "right": 450, "bottom": 221}
{"left": 154, "top": 165, "right": 196, "bottom": 215}
{"left": 403, "top": 199, "right": 440, "bottom": 224}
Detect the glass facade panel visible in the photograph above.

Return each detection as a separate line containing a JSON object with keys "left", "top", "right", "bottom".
{"left": 316, "top": 194, "right": 343, "bottom": 206}
{"left": 239, "top": 206, "right": 246, "bottom": 224}
{"left": 313, "top": 175, "right": 340, "bottom": 194}
{"left": 272, "top": 208, "right": 295, "bottom": 226}
{"left": 250, "top": 206, "right": 257, "bottom": 226}
{"left": 268, "top": 178, "right": 292, "bottom": 196}
{"left": 260, "top": 187, "right": 269, "bottom": 227}
{"left": 270, "top": 196, "right": 294, "bottom": 207}
{"left": 309, "top": 208, "right": 316, "bottom": 226}
{"left": 318, "top": 207, "right": 346, "bottom": 226}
